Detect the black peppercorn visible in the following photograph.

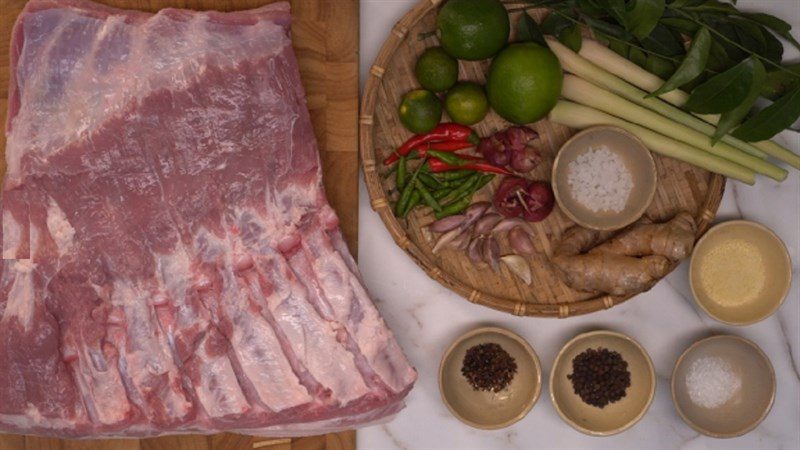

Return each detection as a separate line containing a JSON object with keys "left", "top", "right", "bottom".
{"left": 461, "top": 343, "right": 517, "bottom": 392}
{"left": 567, "top": 347, "right": 631, "bottom": 408}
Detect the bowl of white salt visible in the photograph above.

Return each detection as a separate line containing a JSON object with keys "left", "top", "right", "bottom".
{"left": 552, "top": 126, "right": 657, "bottom": 230}
{"left": 672, "top": 335, "right": 775, "bottom": 438}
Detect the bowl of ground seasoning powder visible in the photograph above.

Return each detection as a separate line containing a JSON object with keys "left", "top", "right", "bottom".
{"left": 439, "top": 327, "right": 541, "bottom": 429}
{"left": 690, "top": 220, "right": 792, "bottom": 325}
{"left": 550, "top": 330, "right": 655, "bottom": 435}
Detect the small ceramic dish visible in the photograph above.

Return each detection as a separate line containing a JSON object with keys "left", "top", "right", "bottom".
{"left": 689, "top": 220, "right": 792, "bottom": 325}
{"left": 439, "top": 326, "right": 541, "bottom": 429}
{"left": 550, "top": 330, "right": 655, "bottom": 435}
{"left": 672, "top": 335, "right": 775, "bottom": 438}
{"left": 552, "top": 126, "right": 657, "bottom": 231}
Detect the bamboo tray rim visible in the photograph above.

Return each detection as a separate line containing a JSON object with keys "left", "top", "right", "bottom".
{"left": 358, "top": 0, "right": 725, "bottom": 318}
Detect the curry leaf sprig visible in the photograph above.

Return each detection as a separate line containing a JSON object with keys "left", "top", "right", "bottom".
{"left": 512, "top": 0, "right": 800, "bottom": 143}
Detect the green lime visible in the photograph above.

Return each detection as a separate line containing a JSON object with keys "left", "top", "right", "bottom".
{"left": 444, "top": 81, "right": 489, "bottom": 125}
{"left": 437, "top": 0, "right": 510, "bottom": 61}
{"left": 398, "top": 89, "right": 442, "bottom": 134}
{"left": 486, "top": 42, "right": 563, "bottom": 124}
{"left": 415, "top": 47, "right": 459, "bottom": 92}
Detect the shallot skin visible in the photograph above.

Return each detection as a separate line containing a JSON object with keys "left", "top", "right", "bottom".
{"left": 508, "top": 226, "right": 536, "bottom": 255}
{"left": 464, "top": 202, "right": 491, "bottom": 226}
{"left": 510, "top": 146, "right": 542, "bottom": 172}
{"left": 468, "top": 237, "right": 484, "bottom": 264}
{"left": 483, "top": 236, "right": 500, "bottom": 271}
{"left": 429, "top": 214, "right": 466, "bottom": 233}
{"left": 473, "top": 213, "right": 502, "bottom": 236}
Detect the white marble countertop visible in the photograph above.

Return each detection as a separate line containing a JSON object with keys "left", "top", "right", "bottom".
{"left": 356, "top": 1, "right": 800, "bottom": 448}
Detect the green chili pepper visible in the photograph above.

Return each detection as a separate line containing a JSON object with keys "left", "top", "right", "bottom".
{"left": 449, "top": 174, "right": 493, "bottom": 204}
{"left": 415, "top": 180, "right": 442, "bottom": 212}
{"left": 441, "top": 173, "right": 480, "bottom": 204}
{"left": 396, "top": 156, "right": 408, "bottom": 190}
{"left": 435, "top": 196, "right": 472, "bottom": 219}
{"left": 401, "top": 190, "right": 421, "bottom": 218}
{"left": 394, "top": 158, "right": 428, "bottom": 217}
{"left": 436, "top": 170, "right": 473, "bottom": 181}
{"left": 418, "top": 173, "right": 442, "bottom": 190}
{"left": 427, "top": 150, "right": 465, "bottom": 166}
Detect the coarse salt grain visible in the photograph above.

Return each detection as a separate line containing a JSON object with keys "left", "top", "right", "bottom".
{"left": 567, "top": 146, "right": 633, "bottom": 213}
{"left": 686, "top": 356, "right": 742, "bottom": 409}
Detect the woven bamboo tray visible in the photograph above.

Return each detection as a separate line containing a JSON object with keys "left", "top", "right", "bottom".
{"left": 360, "top": 0, "right": 725, "bottom": 317}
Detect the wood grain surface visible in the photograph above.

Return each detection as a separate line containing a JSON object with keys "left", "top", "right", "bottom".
{"left": 0, "top": 0, "right": 359, "bottom": 448}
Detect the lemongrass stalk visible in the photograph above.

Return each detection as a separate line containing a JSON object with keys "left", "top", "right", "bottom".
{"left": 546, "top": 37, "right": 773, "bottom": 161}
{"left": 561, "top": 75, "right": 787, "bottom": 181}
{"left": 753, "top": 140, "right": 800, "bottom": 168}
{"left": 567, "top": 38, "right": 800, "bottom": 169}
{"left": 548, "top": 101, "right": 756, "bottom": 184}
{"left": 579, "top": 39, "right": 719, "bottom": 123}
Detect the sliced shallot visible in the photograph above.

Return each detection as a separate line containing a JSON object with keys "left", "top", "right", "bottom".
{"left": 468, "top": 237, "right": 484, "bottom": 264}
{"left": 473, "top": 213, "right": 502, "bottom": 236}
{"left": 508, "top": 226, "right": 536, "bottom": 255}
{"left": 483, "top": 236, "right": 500, "bottom": 272}
{"left": 450, "top": 228, "right": 472, "bottom": 251}
{"left": 463, "top": 202, "right": 491, "bottom": 226}
{"left": 429, "top": 214, "right": 467, "bottom": 233}
{"left": 492, "top": 217, "right": 528, "bottom": 234}
{"left": 432, "top": 227, "right": 464, "bottom": 254}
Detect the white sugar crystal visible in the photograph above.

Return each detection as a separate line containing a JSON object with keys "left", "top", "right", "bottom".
{"left": 686, "top": 356, "right": 742, "bottom": 409}
{"left": 567, "top": 146, "right": 633, "bottom": 213}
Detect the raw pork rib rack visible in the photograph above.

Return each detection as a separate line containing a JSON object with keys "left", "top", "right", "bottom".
{"left": 0, "top": 0, "right": 415, "bottom": 438}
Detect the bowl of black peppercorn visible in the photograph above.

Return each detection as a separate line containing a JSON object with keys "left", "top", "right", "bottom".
{"left": 550, "top": 330, "right": 655, "bottom": 436}
{"left": 439, "top": 326, "right": 542, "bottom": 429}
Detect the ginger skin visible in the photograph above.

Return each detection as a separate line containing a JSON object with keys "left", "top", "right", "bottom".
{"left": 552, "top": 213, "right": 697, "bottom": 296}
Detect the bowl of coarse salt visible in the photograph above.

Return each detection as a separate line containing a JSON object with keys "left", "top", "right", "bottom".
{"left": 672, "top": 335, "right": 775, "bottom": 438}
{"left": 552, "top": 126, "right": 657, "bottom": 230}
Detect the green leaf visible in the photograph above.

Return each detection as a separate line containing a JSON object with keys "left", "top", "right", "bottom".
{"left": 559, "top": 24, "right": 583, "bottom": 52}
{"left": 731, "top": 18, "right": 766, "bottom": 56}
{"left": 645, "top": 54, "right": 677, "bottom": 79}
{"left": 713, "top": 58, "right": 765, "bottom": 143}
{"left": 701, "top": 14, "right": 746, "bottom": 61}
{"left": 685, "top": 0, "right": 738, "bottom": 14}
{"left": 741, "top": 12, "right": 800, "bottom": 51}
{"left": 732, "top": 86, "right": 800, "bottom": 142}
{"left": 761, "top": 63, "right": 800, "bottom": 101}
{"left": 577, "top": 0, "right": 606, "bottom": 17}
{"left": 605, "top": 36, "right": 631, "bottom": 58}
{"left": 649, "top": 27, "right": 711, "bottom": 97}
{"left": 685, "top": 57, "right": 759, "bottom": 114}
{"left": 606, "top": 0, "right": 629, "bottom": 27}
{"left": 669, "top": 0, "right": 705, "bottom": 7}
{"left": 757, "top": 25, "right": 784, "bottom": 63}
{"left": 584, "top": 16, "right": 630, "bottom": 40}
{"left": 706, "top": 39, "right": 734, "bottom": 72}
{"left": 627, "top": 0, "right": 665, "bottom": 39}
{"left": 640, "top": 23, "right": 685, "bottom": 56}
{"left": 629, "top": 46, "right": 648, "bottom": 67}
{"left": 660, "top": 17, "right": 700, "bottom": 35}
{"left": 541, "top": 11, "right": 575, "bottom": 37}
{"left": 517, "top": 13, "right": 547, "bottom": 46}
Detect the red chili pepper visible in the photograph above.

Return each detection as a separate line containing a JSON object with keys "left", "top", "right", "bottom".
{"left": 429, "top": 157, "right": 512, "bottom": 175}
{"left": 389, "top": 140, "right": 476, "bottom": 163}
{"left": 383, "top": 123, "right": 479, "bottom": 165}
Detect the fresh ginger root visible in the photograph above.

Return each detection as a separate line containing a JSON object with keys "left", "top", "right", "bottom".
{"left": 551, "top": 212, "right": 697, "bottom": 296}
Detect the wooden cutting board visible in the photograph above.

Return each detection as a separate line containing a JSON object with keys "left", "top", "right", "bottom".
{"left": 0, "top": 0, "right": 359, "bottom": 449}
